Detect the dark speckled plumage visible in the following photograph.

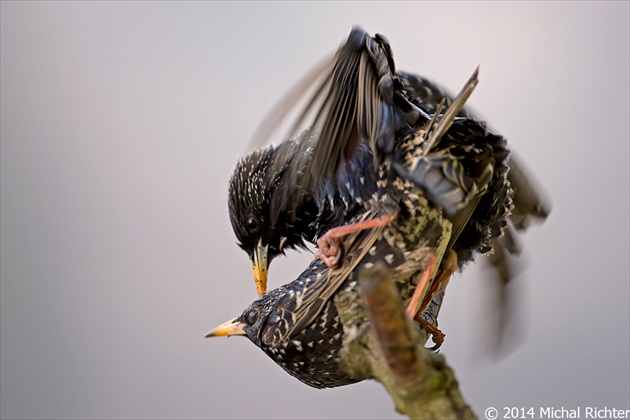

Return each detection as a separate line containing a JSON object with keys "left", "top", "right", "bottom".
{"left": 221, "top": 164, "right": 452, "bottom": 388}
{"left": 228, "top": 27, "right": 547, "bottom": 298}
{"left": 228, "top": 132, "right": 376, "bottom": 259}
{"left": 216, "top": 27, "right": 550, "bottom": 387}
{"left": 228, "top": 260, "right": 359, "bottom": 389}
{"left": 216, "top": 78, "right": 515, "bottom": 388}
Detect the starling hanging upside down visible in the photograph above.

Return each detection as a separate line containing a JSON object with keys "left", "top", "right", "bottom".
{"left": 228, "top": 27, "right": 549, "bottom": 300}
{"left": 209, "top": 69, "right": 517, "bottom": 385}
{"left": 206, "top": 241, "right": 434, "bottom": 389}
{"left": 211, "top": 27, "right": 553, "bottom": 388}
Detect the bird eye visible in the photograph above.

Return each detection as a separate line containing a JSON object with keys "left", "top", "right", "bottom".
{"left": 246, "top": 216, "right": 259, "bottom": 232}
{"left": 246, "top": 309, "right": 258, "bottom": 325}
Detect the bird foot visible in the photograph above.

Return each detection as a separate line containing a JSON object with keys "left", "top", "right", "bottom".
{"left": 412, "top": 314, "right": 446, "bottom": 351}
{"left": 315, "top": 214, "right": 396, "bottom": 270}
{"left": 423, "top": 321, "right": 446, "bottom": 351}
{"left": 315, "top": 235, "right": 343, "bottom": 269}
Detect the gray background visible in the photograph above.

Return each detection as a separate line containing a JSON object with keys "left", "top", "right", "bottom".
{"left": 1, "top": 2, "right": 628, "bottom": 419}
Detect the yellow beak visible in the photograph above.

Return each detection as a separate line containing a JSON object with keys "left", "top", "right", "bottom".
{"left": 205, "top": 318, "right": 247, "bottom": 338}
{"left": 252, "top": 241, "right": 269, "bottom": 297}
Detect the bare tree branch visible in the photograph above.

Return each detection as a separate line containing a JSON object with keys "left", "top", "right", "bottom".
{"left": 334, "top": 262, "right": 476, "bottom": 419}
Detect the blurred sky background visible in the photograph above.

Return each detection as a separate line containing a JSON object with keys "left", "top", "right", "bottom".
{"left": 1, "top": 2, "right": 629, "bottom": 419}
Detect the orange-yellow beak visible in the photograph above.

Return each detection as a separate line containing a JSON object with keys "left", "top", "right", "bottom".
{"left": 252, "top": 242, "right": 269, "bottom": 297}
{"left": 205, "top": 318, "right": 247, "bottom": 338}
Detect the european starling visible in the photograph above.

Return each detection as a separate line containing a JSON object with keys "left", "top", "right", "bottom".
{"left": 206, "top": 249, "right": 421, "bottom": 389}
{"left": 228, "top": 27, "right": 548, "bottom": 298}
{"left": 228, "top": 131, "right": 377, "bottom": 297}
{"left": 209, "top": 87, "right": 513, "bottom": 385}
{"left": 229, "top": 28, "right": 436, "bottom": 297}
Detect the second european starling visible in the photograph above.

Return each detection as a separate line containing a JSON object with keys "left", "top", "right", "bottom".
{"left": 209, "top": 93, "right": 512, "bottom": 384}
{"left": 228, "top": 27, "right": 548, "bottom": 299}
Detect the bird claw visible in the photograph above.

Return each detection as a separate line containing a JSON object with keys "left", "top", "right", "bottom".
{"left": 315, "top": 235, "right": 343, "bottom": 269}
{"left": 425, "top": 330, "right": 445, "bottom": 352}
{"left": 414, "top": 314, "right": 446, "bottom": 352}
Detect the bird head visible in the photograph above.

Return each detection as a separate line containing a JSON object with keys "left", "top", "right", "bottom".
{"left": 228, "top": 146, "right": 295, "bottom": 297}
{"left": 205, "top": 286, "right": 286, "bottom": 348}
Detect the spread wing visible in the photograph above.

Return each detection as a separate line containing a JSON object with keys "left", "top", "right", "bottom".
{"left": 247, "top": 26, "right": 549, "bottom": 239}
{"left": 250, "top": 27, "right": 429, "bottom": 219}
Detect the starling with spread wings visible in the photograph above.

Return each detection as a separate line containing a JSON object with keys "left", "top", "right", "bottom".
{"left": 227, "top": 27, "right": 548, "bottom": 299}
{"left": 209, "top": 72, "right": 514, "bottom": 382}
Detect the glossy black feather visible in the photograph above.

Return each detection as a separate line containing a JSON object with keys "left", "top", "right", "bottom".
{"left": 228, "top": 130, "right": 376, "bottom": 264}
{"left": 228, "top": 26, "right": 549, "bottom": 293}
{"left": 228, "top": 166, "right": 451, "bottom": 389}
{"left": 223, "top": 88, "right": 516, "bottom": 387}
